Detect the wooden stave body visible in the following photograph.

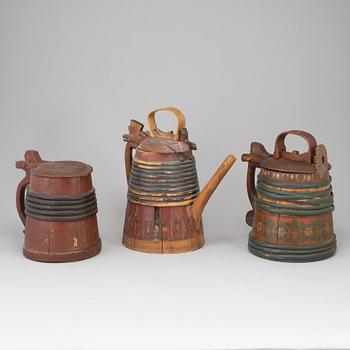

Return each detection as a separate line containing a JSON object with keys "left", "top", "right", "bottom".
{"left": 24, "top": 171, "right": 101, "bottom": 262}
{"left": 249, "top": 168, "right": 336, "bottom": 262}
{"left": 123, "top": 201, "right": 204, "bottom": 254}
{"left": 123, "top": 143, "right": 204, "bottom": 254}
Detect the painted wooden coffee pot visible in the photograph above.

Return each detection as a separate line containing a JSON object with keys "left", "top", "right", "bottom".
{"left": 123, "top": 107, "right": 236, "bottom": 254}
{"left": 242, "top": 130, "right": 336, "bottom": 262}
{"left": 16, "top": 150, "right": 101, "bottom": 262}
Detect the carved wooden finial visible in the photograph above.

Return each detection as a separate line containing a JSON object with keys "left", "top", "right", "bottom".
{"left": 315, "top": 144, "right": 329, "bottom": 179}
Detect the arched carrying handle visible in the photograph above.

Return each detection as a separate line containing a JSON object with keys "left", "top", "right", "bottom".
{"left": 16, "top": 150, "right": 43, "bottom": 226}
{"left": 273, "top": 130, "right": 317, "bottom": 164}
{"left": 242, "top": 143, "right": 272, "bottom": 226}
{"left": 147, "top": 107, "right": 186, "bottom": 141}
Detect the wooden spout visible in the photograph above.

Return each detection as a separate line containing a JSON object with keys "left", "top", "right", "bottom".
{"left": 192, "top": 155, "right": 236, "bottom": 227}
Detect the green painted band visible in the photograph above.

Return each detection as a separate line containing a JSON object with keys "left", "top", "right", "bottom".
{"left": 255, "top": 201, "right": 334, "bottom": 216}
{"left": 256, "top": 185, "right": 334, "bottom": 204}
{"left": 257, "top": 191, "right": 334, "bottom": 205}
{"left": 257, "top": 186, "right": 332, "bottom": 201}
{"left": 248, "top": 236, "right": 336, "bottom": 262}
{"left": 248, "top": 245, "right": 336, "bottom": 262}
{"left": 255, "top": 196, "right": 333, "bottom": 211}
{"left": 258, "top": 175, "right": 332, "bottom": 189}
{"left": 255, "top": 176, "right": 334, "bottom": 216}
{"left": 249, "top": 236, "right": 336, "bottom": 251}
{"left": 257, "top": 181, "right": 332, "bottom": 199}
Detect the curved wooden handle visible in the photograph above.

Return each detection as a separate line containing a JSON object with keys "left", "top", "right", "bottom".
{"left": 242, "top": 142, "right": 272, "bottom": 226}
{"left": 16, "top": 150, "right": 43, "bottom": 226}
{"left": 16, "top": 175, "right": 30, "bottom": 226}
{"left": 124, "top": 143, "right": 134, "bottom": 181}
{"left": 246, "top": 162, "right": 258, "bottom": 212}
{"left": 123, "top": 120, "right": 146, "bottom": 182}
{"left": 273, "top": 130, "right": 317, "bottom": 163}
{"left": 147, "top": 107, "right": 186, "bottom": 141}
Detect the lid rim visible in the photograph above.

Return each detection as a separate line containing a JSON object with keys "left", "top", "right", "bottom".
{"left": 32, "top": 161, "right": 92, "bottom": 178}
{"left": 261, "top": 158, "right": 317, "bottom": 174}
{"left": 138, "top": 137, "right": 191, "bottom": 154}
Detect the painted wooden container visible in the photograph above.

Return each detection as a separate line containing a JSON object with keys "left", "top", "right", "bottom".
{"left": 242, "top": 130, "right": 336, "bottom": 262}
{"left": 16, "top": 150, "right": 101, "bottom": 262}
{"left": 123, "top": 107, "right": 236, "bottom": 254}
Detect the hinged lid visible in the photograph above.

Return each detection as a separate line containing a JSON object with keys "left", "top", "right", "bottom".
{"left": 260, "top": 130, "right": 329, "bottom": 176}
{"left": 261, "top": 158, "right": 316, "bottom": 173}
{"left": 138, "top": 137, "right": 191, "bottom": 154}
{"left": 32, "top": 161, "right": 92, "bottom": 178}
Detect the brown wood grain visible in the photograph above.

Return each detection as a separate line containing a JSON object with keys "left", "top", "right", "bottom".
{"left": 16, "top": 150, "right": 101, "bottom": 262}
{"left": 242, "top": 130, "right": 336, "bottom": 262}
{"left": 123, "top": 201, "right": 204, "bottom": 254}
{"left": 122, "top": 108, "right": 235, "bottom": 254}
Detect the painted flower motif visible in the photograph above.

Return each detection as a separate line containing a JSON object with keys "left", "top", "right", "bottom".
{"left": 303, "top": 226, "right": 313, "bottom": 237}
{"left": 256, "top": 222, "right": 263, "bottom": 232}
{"left": 278, "top": 226, "right": 289, "bottom": 240}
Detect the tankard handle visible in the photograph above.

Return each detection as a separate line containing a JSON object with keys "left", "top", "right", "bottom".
{"left": 16, "top": 150, "right": 43, "bottom": 226}
{"left": 273, "top": 130, "right": 317, "bottom": 164}
{"left": 147, "top": 107, "right": 186, "bottom": 141}
{"left": 123, "top": 120, "right": 148, "bottom": 181}
{"left": 242, "top": 143, "right": 272, "bottom": 226}
{"left": 16, "top": 174, "right": 30, "bottom": 226}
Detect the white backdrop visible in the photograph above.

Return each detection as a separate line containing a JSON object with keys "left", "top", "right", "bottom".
{"left": 0, "top": 1, "right": 349, "bottom": 349}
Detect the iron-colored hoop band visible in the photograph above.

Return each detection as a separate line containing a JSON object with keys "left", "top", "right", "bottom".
{"left": 255, "top": 176, "right": 334, "bottom": 216}
{"left": 25, "top": 188, "right": 98, "bottom": 222}
{"left": 128, "top": 159, "right": 200, "bottom": 206}
{"left": 248, "top": 236, "right": 337, "bottom": 262}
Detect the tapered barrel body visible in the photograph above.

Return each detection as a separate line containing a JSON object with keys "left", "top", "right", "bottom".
{"left": 123, "top": 138, "right": 204, "bottom": 253}
{"left": 242, "top": 131, "right": 336, "bottom": 262}
{"left": 16, "top": 151, "right": 101, "bottom": 262}
{"left": 122, "top": 107, "right": 235, "bottom": 254}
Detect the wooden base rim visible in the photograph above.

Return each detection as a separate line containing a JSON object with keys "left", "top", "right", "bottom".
{"left": 248, "top": 235, "right": 337, "bottom": 263}
{"left": 23, "top": 240, "right": 102, "bottom": 263}
{"left": 123, "top": 234, "right": 204, "bottom": 254}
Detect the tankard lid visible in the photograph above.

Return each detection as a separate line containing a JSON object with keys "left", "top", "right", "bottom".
{"left": 138, "top": 137, "right": 191, "bottom": 154}
{"left": 259, "top": 130, "right": 330, "bottom": 175}
{"left": 32, "top": 161, "right": 92, "bottom": 178}
{"left": 260, "top": 157, "right": 316, "bottom": 173}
